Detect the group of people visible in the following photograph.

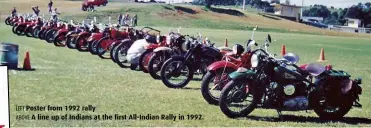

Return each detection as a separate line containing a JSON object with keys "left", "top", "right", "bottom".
{"left": 11, "top": 0, "right": 60, "bottom": 21}
{"left": 117, "top": 13, "right": 138, "bottom": 27}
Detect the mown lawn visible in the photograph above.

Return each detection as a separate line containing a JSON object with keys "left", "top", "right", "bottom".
{"left": 1, "top": 22, "right": 371, "bottom": 127}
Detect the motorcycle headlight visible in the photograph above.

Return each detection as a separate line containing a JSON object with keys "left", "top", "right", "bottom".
{"left": 251, "top": 54, "right": 259, "bottom": 68}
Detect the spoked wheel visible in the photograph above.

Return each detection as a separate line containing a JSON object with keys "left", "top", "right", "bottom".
{"left": 12, "top": 25, "right": 18, "bottom": 34}
{"left": 96, "top": 38, "right": 111, "bottom": 59}
{"left": 160, "top": 58, "right": 193, "bottom": 88}
{"left": 45, "top": 29, "right": 57, "bottom": 43}
{"left": 148, "top": 52, "right": 169, "bottom": 79}
{"left": 89, "top": 40, "right": 100, "bottom": 55}
{"left": 138, "top": 50, "right": 153, "bottom": 73}
{"left": 114, "top": 42, "right": 132, "bottom": 68}
{"left": 39, "top": 29, "right": 46, "bottom": 40}
{"left": 110, "top": 42, "right": 121, "bottom": 62}
{"left": 219, "top": 80, "right": 257, "bottom": 118}
{"left": 312, "top": 87, "right": 354, "bottom": 120}
{"left": 5, "top": 17, "right": 11, "bottom": 25}
{"left": 53, "top": 34, "right": 67, "bottom": 47}
{"left": 201, "top": 68, "right": 235, "bottom": 105}
{"left": 66, "top": 36, "right": 77, "bottom": 49}
{"left": 15, "top": 25, "right": 26, "bottom": 36}
{"left": 76, "top": 35, "right": 89, "bottom": 51}
{"left": 32, "top": 27, "right": 41, "bottom": 38}
{"left": 25, "top": 27, "right": 34, "bottom": 37}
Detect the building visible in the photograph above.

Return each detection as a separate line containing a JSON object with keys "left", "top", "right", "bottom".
{"left": 345, "top": 18, "right": 361, "bottom": 28}
{"left": 273, "top": 4, "right": 302, "bottom": 18}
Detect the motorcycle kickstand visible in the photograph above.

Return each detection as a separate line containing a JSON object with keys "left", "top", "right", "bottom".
{"left": 276, "top": 109, "right": 283, "bottom": 121}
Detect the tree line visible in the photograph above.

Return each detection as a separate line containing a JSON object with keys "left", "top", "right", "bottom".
{"left": 303, "top": 3, "right": 371, "bottom": 27}
{"left": 193, "top": 0, "right": 371, "bottom": 28}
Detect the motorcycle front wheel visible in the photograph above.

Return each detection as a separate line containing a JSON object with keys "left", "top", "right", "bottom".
{"left": 138, "top": 50, "right": 153, "bottom": 73}
{"left": 219, "top": 80, "right": 257, "bottom": 118}
{"left": 160, "top": 58, "right": 193, "bottom": 88}
{"left": 114, "top": 40, "right": 132, "bottom": 68}
{"left": 66, "top": 36, "right": 77, "bottom": 49}
{"left": 201, "top": 67, "right": 235, "bottom": 105}
{"left": 148, "top": 52, "right": 169, "bottom": 79}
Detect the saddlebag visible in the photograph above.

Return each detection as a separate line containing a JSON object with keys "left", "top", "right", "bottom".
{"left": 316, "top": 69, "right": 353, "bottom": 94}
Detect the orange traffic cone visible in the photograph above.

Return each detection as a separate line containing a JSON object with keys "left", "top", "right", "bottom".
{"left": 281, "top": 44, "right": 286, "bottom": 56}
{"left": 23, "top": 51, "right": 32, "bottom": 70}
{"left": 224, "top": 38, "right": 228, "bottom": 47}
{"left": 318, "top": 48, "right": 326, "bottom": 62}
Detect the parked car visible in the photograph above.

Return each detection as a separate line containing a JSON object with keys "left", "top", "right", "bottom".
{"left": 303, "top": 19, "right": 328, "bottom": 28}
{"left": 82, "top": 0, "right": 108, "bottom": 11}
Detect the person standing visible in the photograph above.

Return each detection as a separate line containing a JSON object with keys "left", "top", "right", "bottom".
{"left": 117, "top": 13, "right": 123, "bottom": 25}
{"left": 32, "top": 6, "right": 40, "bottom": 16}
{"left": 51, "top": 8, "right": 60, "bottom": 22}
{"left": 123, "top": 13, "right": 130, "bottom": 25}
{"left": 11, "top": 7, "right": 17, "bottom": 17}
{"left": 132, "top": 14, "right": 137, "bottom": 27}
{"left": 48, "top": 0, "right": 53, "bottom": 13}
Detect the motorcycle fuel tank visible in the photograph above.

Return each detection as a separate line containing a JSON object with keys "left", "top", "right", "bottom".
{"left": 273, "top": 66, "right": 305, "bottom": 84}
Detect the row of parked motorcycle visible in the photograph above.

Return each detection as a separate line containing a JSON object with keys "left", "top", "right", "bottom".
{"left": 5, "top": 14, "right": 364, "bottom": 120}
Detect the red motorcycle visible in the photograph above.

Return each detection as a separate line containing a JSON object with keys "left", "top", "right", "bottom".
{"left": 138, "top": 35, "right": 166, "bottom": 73}
{"left": 201, "top": 42, "right": 252, "bottom": 105}
{"left": 24, "top": 17, "right": 43, "bottom": 37}
{"left": 38, "top": 21, "right": 57, "bottom": 40}
{"left": 95, "top": 25, "right": 131, "bottom": 59}
{"left": 5, "top": 15, "right": 20, "bottom": 26}
{"left": 13, "top": 19, "right": 38, "bottom": 36}
{"left": 44, "top": 22, "right": 67, "bottom": 43}
{"left": 75, "top": 23, "right": 100, "bottom": 51}
{"left": 53, "top": 22, "right": 80, "bottom": 47}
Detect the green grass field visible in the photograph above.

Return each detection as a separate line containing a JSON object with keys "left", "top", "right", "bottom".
{"left": 2, "top": 1, "right": 371, "bottom": 127}
{"left": 2, "top": 22, "right": 371, "bottom": 127}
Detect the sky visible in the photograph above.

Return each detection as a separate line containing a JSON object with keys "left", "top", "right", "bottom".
{"left": 289, "top": 0, "right": 371, "bottom": 8}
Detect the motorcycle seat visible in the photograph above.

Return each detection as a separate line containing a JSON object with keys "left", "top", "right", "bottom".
{"left": 299, "top": 63, "right": 326, "bottom": 76}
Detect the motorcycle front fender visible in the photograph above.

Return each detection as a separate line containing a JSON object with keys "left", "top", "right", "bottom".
{"left": 207, "top": 61, "right": 239, "bottom": 72}
{"left": 88, "top": 33, "right": 103, "bottom": 42}
{"left": 229, "top": 70, "right": 256, "bottom": 81}
{"left": 78, "top": 31, "right": 90, "bottom": 37}
{"left": 154, "top": 47, "right": 172, "bottom": 52}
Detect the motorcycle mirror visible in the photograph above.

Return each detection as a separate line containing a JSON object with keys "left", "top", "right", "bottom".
{"left": 268, "top": 34, "right": 272, "bottom": 43}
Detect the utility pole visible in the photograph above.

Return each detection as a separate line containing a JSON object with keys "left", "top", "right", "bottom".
{"left": 301, "top": 0, "right": 304, "bottom": 19}
{"left": 243, "top": 0, "right": 246, "bottom": 10}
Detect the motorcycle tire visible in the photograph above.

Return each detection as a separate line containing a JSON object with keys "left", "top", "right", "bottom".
{"left": 15, "top": 25, "right": 25, "bottom": 36}
{"left": 219, "top": 80, "right": 257, "bottom": 118}
{"left": 53, "top": 34, "right": 66, "bottom": 47}
{"left": 201, "top": 68, "right": 235, "bottom": 105}
{"left": 88, "top": 40, "right": 99, "bottom": 55}
{"left": 148, "top": 52, "right": 169, "bottom": 79}
{"left": 12, "top": 25, "right": 18, "bottom": 34}
{"left": 114, "top": 39, "right": 133, "bottom": 68}
{"left": 109, "top": 42, "right": 121, "bottom": 62}
{"left": 312, "top": 90, "right": 354, "bottom": 120}
{"left": 45, "top": 29, "right": 57, "bottom": 43}
{"left": 66, "top": 36, "right": 77, "bottom": 49}
{"left": 160, "top": 57, "right": 193, "bottom": 88}
{"left": 25, "top": 26, "right": 34, "bottom": 37}
{"left": 39, "top": 29, "right": 46, "bottom": 40}
{"left": 76, "top": 35, "right": 89, "bottom": 52}
{"left": 32, "top": 26, "right": 41, "bottom": 38}
{"left": 138, "top": 50, "right": 153, "bottom": 73}
{"left": 5, "top": 17, "right": 10, "bottom": 25}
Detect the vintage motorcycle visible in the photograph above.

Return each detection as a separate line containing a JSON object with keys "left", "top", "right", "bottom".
{"left": 146, "top": 32, "right": 188, "bottom": 79}
{"left": 160, "top": 38, "right": 223, "bottom": 88}
{"left": 218, "top": 35, "right": 363, "bottom": 120}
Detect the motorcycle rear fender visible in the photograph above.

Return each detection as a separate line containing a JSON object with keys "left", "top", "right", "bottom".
{"left": 154, "top": 47, "right": 171, "bottom": 52}
{"left": 207, "top": 61, "right": 239, "bottom": 72}
{"left": 229, "top": 70, "right": 256, "bottom": 81}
